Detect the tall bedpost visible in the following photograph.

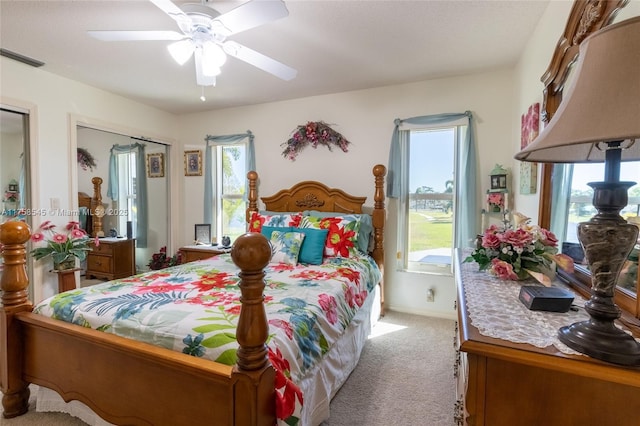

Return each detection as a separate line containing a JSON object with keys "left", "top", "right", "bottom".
{"left": 246, "top": 171, "right": 259, "bottom": 224}
{"left": 91, "top": 177, "right": 104, "bottom": 237}
{"left": 0, "top": 221, "right": 33, "bottom": 418}
{"left": 230, "top": 232, "right": 276, "bottom": 425}
{"left": 372, "top": 164, "right": 386, "bottom": 315}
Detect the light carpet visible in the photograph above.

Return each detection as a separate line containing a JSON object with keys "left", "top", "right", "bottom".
{"left": 0, "top": 311, "right": 456, "bottom": 426}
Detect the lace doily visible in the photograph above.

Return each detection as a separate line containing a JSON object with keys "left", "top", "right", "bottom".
{"left": 459, "top": 251, "right": 589, "bottom": 355}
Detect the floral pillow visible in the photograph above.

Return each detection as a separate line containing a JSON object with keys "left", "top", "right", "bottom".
{"left": 269, "top": 230, "right": 305, "bottom": 266}
{"left": 298, "top": 215, "right": 362, "bottom": 258}
{"left": 248, "top": 212, "right": 302, "bottom": 233}
{"left": 304, "top": 211, "right": 373, "bottom": 254}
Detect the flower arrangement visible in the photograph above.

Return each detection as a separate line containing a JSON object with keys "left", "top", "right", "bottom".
{"left": 487, "top": 192, "right": 504, "bottom": 211}
{"left": 30, "top": 220, "right": 93, "bottom": 267}
{"left": 4, "top": 190, "right": 18, "bottom": 203}
{"left": 147, "top": 246, "right": 182, "bottom": 270}
{"left": 281, "top": 121, "right": 351, "bottom": 161}
{"left": 465, "top": 222, "right": 574, "bottom": 286}
{"left": 77, "top": 147, "right": 97, "bottom": 171}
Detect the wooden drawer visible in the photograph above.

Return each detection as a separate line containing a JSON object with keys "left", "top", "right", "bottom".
{"left": 179, "top": 246, "right": 225, "bottom": 263}
{"left": 87, "top": 255, "right": 111, "bottom": 273}
{"left": 86, "top": 239, "right": 135, "bottom": 280}
{"left": 90, "top": 243, "right": 113, "bottom": 255}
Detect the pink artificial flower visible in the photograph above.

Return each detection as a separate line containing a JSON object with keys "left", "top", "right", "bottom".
{"left": 52, "top": 233, "right": 67, "bottom": 243}
{"left": 490, "top": 258, "right": 519, "bottom": 280}
{"left": 482, "top": 233, "right": 501, "bottom": 249}
{"left": 65, "top": 221, "right": 80, "bottom": 231}
{"left": 487, "top": 193, "right": 504, "bottom": 207}
{"left": 31, "top": 232, "right": 45, "bottom": 243}
{"left": 501, "top": 228, "right": 533, "bottom": 248}
{"left": 70, "top": 229, "right": 86, "bottom": 239}
{"left": 538, "top": 228, "right": 559, "bottom": 247}
{"left": 39, "top": 220, "right": 55, "bottom": 231}
{"left": 94, "top": 236, "right": 100, "bottom": 247}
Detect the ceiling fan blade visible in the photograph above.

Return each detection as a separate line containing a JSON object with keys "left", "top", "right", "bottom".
{"left": 88, "top": 30, "right": 184, "bottom": 41}
{"left": 212, "top": 0, "right": 289, "bottom": 36}
{"left": 223, "top": 40, "right": 296, "bottom": 81}
{"left": 149, "top": 0, "right": 191, "bottom": 29}
{"left": 195, "top": 48, "right": 216, "bottom": 86}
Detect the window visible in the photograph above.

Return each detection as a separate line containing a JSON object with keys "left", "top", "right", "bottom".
{"left": 210, "top": 144, "right": 247, "bottom": 242}
{"left": 115, "top": 150, "right": 137, "bottom": 238}
{"left": 398, "top": 126, "right": 466, "bottom": 273}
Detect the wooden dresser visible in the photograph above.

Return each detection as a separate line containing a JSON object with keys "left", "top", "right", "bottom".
{"left": 86, "top": 238, "right": 136, "bottom": 280}
{"left": 454, "top": 250, "right": 640, "bottom": 426}
{"left": 179, "top": 245, "right": 228, "bottom": 263}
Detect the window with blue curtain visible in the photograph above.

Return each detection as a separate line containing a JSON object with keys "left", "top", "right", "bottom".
{"left": 204, "top": 131, "right": 255, "bottom": 243}
{"left": 107, "top": 142, "right": 148, "bottom": 248}
{"left": 387, "top": 112, "right": 477, "bottom": 273}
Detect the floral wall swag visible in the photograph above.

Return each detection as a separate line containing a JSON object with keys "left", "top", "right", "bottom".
{"left": 77, "top": 147, "right": 97, "bottom": 171}
{"left": 281, "top": 121, "right": 351, "bottom": 161}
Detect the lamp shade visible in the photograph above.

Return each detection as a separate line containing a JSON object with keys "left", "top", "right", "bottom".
{"left": 515, "top": 16, "right": 640, "bottom": 164}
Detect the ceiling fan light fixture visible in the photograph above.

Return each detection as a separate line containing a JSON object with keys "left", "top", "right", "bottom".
{"left": 203, "top": 41, "right": 227, "bottom": 67}
{"left": 167, "top": 39, "right": 194, "bottom": 65}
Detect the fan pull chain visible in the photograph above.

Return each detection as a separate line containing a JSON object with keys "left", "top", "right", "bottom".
{"left": 200, "top": 86, "right": 206, "bottom": 102}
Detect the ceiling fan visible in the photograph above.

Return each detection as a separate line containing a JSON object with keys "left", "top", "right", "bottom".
{"left": 88, "top": 0, "right": 297, "bottom": 86}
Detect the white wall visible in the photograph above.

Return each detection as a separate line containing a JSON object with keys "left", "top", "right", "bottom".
{"left": 178, "top": 68, "right": 516, "bottom": 319}
{"left": 512, "top": 1, "right": 640, "bottom": 223}
{"left": 1, "top": 57, "right": 178, "bottom": 302}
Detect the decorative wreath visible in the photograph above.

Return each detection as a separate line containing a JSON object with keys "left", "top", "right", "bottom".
{"left": 77, "top": 147, "right": 97, "bottom": 171}
{"left": 281, "top": 121, "right": 351, "bottom": 161}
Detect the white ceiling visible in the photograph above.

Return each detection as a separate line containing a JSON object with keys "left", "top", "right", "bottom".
{"left": 0, "top": 0, "right": 550, "bottom": 115}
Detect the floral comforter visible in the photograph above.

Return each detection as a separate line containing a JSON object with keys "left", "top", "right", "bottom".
{"left": 34, "top": 253, "right": 381, "bottom": 425}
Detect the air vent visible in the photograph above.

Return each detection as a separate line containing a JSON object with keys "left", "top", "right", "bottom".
{"left": 0, "top": 49, "right": 44, "bottom": 67}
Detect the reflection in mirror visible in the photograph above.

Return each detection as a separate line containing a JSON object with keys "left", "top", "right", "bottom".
{"left": 76, "top": 127, "right": 169, "bottom": 277}
{"left": 0, "top": 107, "right": 32, "bottom": 296}
{"left": 537, "top": 0, "right": 640, "bottom": 316}
{"left": 556, "top": 162, "right": 640, "bottom": 297}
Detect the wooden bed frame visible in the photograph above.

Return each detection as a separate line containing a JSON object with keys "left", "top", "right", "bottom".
{"left": 0, "top": 164, "right": 386, "bottom": 425}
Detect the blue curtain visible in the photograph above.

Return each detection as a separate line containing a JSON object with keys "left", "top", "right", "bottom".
{"left": 387, "top": 111, "right": 477, "bottom": 248}
{"left": 107, "top": 143, "right": 148, "bottom": 248}
{"left": 203, "top": 131, "right": 255, "bottom": 225}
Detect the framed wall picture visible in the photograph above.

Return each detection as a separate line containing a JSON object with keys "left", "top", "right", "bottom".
{"left": 184, "top": 150, "right": 202, "bottom": 176}
{"left": 194, "top": 223, "right": 211, "bottom": 244}
{"left": 519, "top": 102, "right": 539, "bottom": 195}
{"left": 147, "top": 153, "right": 165, "bottom": 178}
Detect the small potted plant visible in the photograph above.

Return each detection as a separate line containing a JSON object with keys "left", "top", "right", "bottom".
{"left": 147, "top": 246, "right": 182, "bottom": 270}
{"left": 30, "top": 220, "right": 93, "bottom": 270}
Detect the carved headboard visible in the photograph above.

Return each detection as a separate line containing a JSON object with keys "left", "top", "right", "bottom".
{"left": 259, "top": 181, "right": 367, "bottom": 214}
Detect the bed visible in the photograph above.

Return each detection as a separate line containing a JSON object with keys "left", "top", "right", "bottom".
{"left": 0, "top": 164, "right": 386, "bottom": 426}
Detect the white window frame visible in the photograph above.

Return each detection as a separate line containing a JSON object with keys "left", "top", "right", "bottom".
{"left": 398, "top": 124, "right": 466, "bottom": 275}
{"left": 210, "top": 143, "right": 247, "bottom": 243}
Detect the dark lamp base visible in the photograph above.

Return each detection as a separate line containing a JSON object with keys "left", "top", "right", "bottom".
{"left": 559, "top": 319, "right": 640, "bottom": 366}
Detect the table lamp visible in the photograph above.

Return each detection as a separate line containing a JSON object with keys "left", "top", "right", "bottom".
{"left": 515, "top": 16, "right": 640, "bottom": 366}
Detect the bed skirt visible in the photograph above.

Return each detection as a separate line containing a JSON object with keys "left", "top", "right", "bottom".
{"left": 36, "top": 285, "right": 381, "bottom": 426}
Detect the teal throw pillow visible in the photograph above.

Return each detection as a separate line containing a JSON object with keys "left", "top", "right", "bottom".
{"left": 295, "top": 228, "right": 329, "bottom": 265}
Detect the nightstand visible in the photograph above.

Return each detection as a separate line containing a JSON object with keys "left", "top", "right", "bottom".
{"left": 179, "top": 245, "right": 229, "bottom": 263}
{"left": 86, "top": 238, "right": 136, "bottom": 280}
